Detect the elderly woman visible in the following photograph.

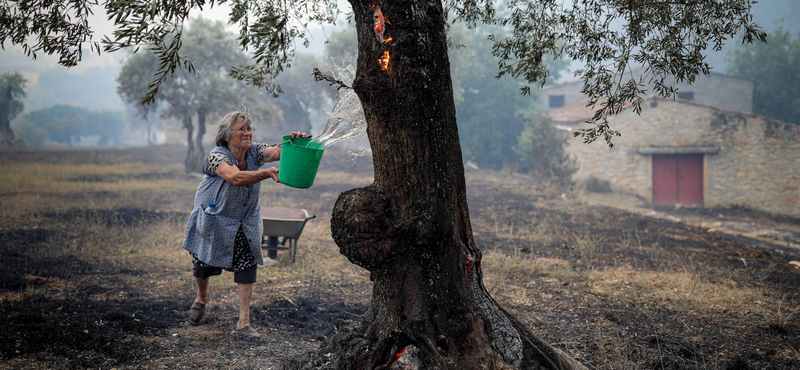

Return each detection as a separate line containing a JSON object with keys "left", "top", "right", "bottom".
{"left": 181, "top": 110, "right": 309, "bottom": 338}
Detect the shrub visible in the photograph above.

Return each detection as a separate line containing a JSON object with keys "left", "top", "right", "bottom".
{"left": 11, "top": 119, "right": 47, "bottom": 147}
{"left": 582, "top": 176, "right": 612, "bottom": 193}
{"left": 513, "top": 115, "right": 577, "bottom": 186}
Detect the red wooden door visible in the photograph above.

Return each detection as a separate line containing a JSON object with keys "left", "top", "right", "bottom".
{"left": 677, "top": 155, "right": 704, "bottom": 206}
{"left": 652, "top": 154, "right": 704, "bottom": 206}
{"left": 653, "top": 155, "right": 679, "bottom": 205}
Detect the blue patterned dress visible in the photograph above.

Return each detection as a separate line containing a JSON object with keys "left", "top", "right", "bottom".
{"left": 181, "top": 143, "right": 275, "bottom": 271}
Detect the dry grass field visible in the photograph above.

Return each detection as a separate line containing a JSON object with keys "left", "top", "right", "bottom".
{"left": 0, "top": 146, "right": 798, "bottom": 369}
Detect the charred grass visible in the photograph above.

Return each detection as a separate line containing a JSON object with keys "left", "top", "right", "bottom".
{"left": 1, "top": 147, "right": 798, "bottom": 369}
{"left": 470, "top": 171, "right": 800, "bottom": 369}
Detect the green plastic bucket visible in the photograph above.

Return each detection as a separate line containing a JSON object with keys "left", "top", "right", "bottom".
{"left": 278, "top": 135, "right": 325, "bottom": 189}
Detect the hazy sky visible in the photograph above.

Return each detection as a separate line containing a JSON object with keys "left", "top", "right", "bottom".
{"left": 0, "top": 0, "right": 796, "bottom": 115}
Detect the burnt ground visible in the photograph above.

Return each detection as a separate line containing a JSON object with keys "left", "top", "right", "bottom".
{"left": 1, "top": 146, "right": 799, "bottom": 369}
{"left": 466, "top": 177, "right": 800, "bottom": 369}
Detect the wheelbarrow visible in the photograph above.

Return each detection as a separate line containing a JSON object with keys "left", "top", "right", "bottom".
{"left": 260, "top": 206, "right": 315, "bottom": 263}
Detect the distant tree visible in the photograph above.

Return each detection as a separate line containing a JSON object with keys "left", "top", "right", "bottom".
{"left": 325, "top": 24, "right": 358, "bottom": 62}
{"left": 726, "top": 27, "right": 800, "bottom": 125}
{"left": 23, "top": 105, "right": 125, "bottom": 146}
{"left": 10, "top": 119, "right": 47, "bottom": 147}
{"left": 0, "top": 72, "right": 27, "bottom": 147}
{"left": 24, "top": 105, "right": 89, "bottom": 146}
{"left": 92, "top": 110, "right": 126, "bottom": 146}
{"left": 118, "top": 17, "right": 277, "bottom": 171}
{"left": 271, "top": 53, "right": 334, "bottom": 135}
{"left": 123, "top": 103, "right": 163, "bottom": 146}
{"left": 513, "top": 116, "right": 577, "bottom": 186}
{"left": 449, "top": 23, "right": 568, "bottom": 170}
{"left": 117, "top": 50, "right": 163, "bottom": 145}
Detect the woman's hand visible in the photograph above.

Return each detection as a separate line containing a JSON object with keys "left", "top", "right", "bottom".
{"left": 290, "top": 131, "right": 312, "bottom": 140}
{"left": 263, "top": 167, "right": 280, "bottom": 183}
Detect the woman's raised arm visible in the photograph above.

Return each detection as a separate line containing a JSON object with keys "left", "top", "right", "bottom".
{"left": 216, "top": 162, "right": 279, "bottom": 186}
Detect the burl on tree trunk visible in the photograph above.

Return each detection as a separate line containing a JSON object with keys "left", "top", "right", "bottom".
{"left": 284, "top": 0, "right": 587, "bottom": 369}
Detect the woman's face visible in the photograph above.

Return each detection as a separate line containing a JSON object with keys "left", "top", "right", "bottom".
{"left": 229, "top": 117, "right": 253, "bottom": 149}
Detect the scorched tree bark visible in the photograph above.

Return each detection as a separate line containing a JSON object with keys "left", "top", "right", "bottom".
{"left": 285, "top": 0, "right": 587, "bottom": 369}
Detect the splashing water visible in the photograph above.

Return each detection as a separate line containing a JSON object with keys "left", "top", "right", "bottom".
{"left": 313, "top": 56, "right": 369, "bottom": 158}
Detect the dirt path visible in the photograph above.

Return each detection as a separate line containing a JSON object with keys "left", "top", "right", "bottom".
{"left": 582, "top": 191, "right": 800, "bottom": 260}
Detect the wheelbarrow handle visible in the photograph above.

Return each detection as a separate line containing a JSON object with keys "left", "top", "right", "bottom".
{"left": 304, "top": 215, "right": 316, "bottom": 221}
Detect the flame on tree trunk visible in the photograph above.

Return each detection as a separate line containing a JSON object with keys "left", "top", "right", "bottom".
{"left": 284, "top": 0, "right": 587, "bottom": 369}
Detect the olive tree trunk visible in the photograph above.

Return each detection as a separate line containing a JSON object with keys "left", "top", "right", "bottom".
{"left": 0, "top": 84, "right": 25, "bottom": 148}
{"left": 182, "top": 114, "right": 201, "bottom": 173}
{"left": 196, "top": 108, "right": 208, "bottom": 155}
{"left": 285, "top": 0, "right": 588, "bottom": 369}
{"left": 0, "top": 120, "right": 24, "bottom": 147}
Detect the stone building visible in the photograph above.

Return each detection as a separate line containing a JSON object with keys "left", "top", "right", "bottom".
{"left": 549, "top": 96, "right": 800, "bottom": 218}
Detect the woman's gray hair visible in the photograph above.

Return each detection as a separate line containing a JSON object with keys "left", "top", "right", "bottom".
{"left": 215, "top": 110, "right": 253, "bottom": 147}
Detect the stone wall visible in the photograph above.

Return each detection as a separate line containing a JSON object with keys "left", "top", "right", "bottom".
{"left": 565, "top": 99, "right": 800, "bottom": 217}
{"left": 542, "top": 71, "right": 753, "bottom": 113}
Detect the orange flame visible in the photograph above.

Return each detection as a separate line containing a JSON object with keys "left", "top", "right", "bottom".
{"left": 373, "top": 5, "right": 391, "bottom": 43}
{"left": 374, "top": 7, "right": 385, "bottom": 35}
{"left": 372, "top": 346, "right": 407, "bottom": 369}
{"left": 387, "top": 347, "right": 407, "bottom": 367}
{"left": 378, "top": 51, "right": 390, "bottom": 71}
{"left": 373, "top": 3, "right": 392, "bottom": 71}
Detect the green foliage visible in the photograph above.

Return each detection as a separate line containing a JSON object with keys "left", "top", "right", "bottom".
{"left": 446, "top": 0, "right": 766, "bottom": 147}
{"left": 726, "top": 28, "right": 800, "bottom": 125}
{"left": 162, "top": 16, "right": 251, "bottom": 119}
{"left": 10, "top": 119, "right": 47, "bottom": 147}
{"left": 22, "top": 105, "right": 126, "bottom": 146}
{"left": 0, "top": 72, "right": 27, "bottom": 123}
{"left": 117, "top": 49, "right": 161, "bottom": 121}
{"left": 512, "top": 116, "right": 576, "bottom": 185}
{"left": 449, "top": 23, "right": 566, "bottom": 170}
{"left": 271, "top": 53, "right": 335, "bottom": 135}
{"left": 0, "top": 1, "right": 97, "bottom": 68}
{"left": 0, "top": 0, "right": 765, "bottom": 148}
{"left": 117, "top": 17, "right": 279, "bottom": 131}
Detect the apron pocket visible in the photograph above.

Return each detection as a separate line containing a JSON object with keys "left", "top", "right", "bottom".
{"left": 196, "top": 206, "right": 218, "bottom": 238}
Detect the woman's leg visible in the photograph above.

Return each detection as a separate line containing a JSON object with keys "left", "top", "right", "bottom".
{"left": 195, "top": 277, "right": 210, "bottom": 304}
{"left": 237, "top": 283, "right": 253, "bottom": 329}
{"left": 192, "top": 257, "right": 222, "bottom": 305}
{"left": 190, "top": 259, "right": 222, "bottom": 325}
{"left": 235, "top": 265, "right": 258, "bottom": 331}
